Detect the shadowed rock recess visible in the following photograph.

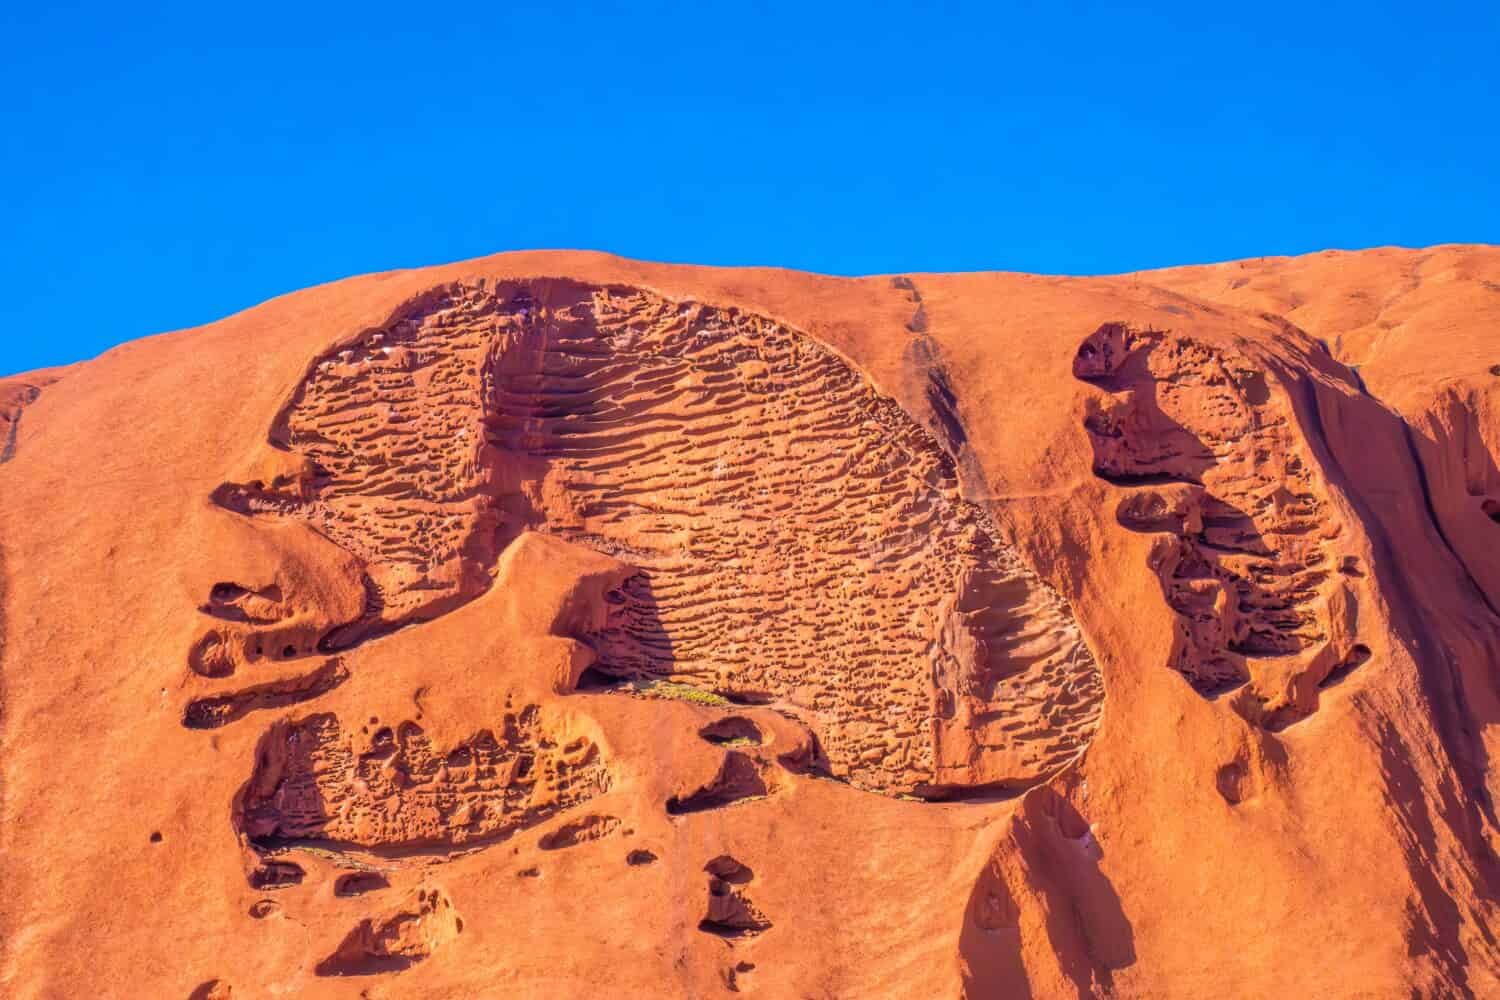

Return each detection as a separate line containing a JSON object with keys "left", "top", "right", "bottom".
{"left": 1073, "top": 322, "right": 1369, "bottom": 728}
{"left": 238, "top": 703, "right": 610, "bottom": 857}
{"left": 213, "top": 280, "right": 1104, "bottom": 795}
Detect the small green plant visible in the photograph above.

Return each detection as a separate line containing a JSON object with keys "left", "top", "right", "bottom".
{"left": 292, "top": 844, "right": 382, "bottom": 872}
{"left": 629, "top": 678, "right": 732, "bottom": 707}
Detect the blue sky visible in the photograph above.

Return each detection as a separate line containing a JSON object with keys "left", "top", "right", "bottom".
{"left": 3, "top": 1, "right": 1497, "bottom": 376}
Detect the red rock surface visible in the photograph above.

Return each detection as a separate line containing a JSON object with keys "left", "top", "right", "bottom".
{"left": 3, "top": 246, "right": 1500, "bottom": 997}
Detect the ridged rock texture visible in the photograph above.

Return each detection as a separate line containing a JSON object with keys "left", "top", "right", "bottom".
{"left": 3, "top": 245, "right": 1500, "bottom": 998}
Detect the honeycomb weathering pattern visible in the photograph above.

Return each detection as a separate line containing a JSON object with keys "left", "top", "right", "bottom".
{"left": 1073, "top": 322, "right": 1350, "bottom": 702}
{"left": 239, "top": 705, "right": 609, "bottom": 853}
{"left": 217, "top": 280, "right": 1104, "bottom": 794}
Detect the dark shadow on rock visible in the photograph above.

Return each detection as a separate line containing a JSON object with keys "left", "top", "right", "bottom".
{"left": 232, "top": 714, "right": 336, "bottom": 888}
{"left": 958, "top": 848, "right": 1032, "bottom": 999}
{"left": 666, "top": 752, "right": 766, "bottom": 815}
{"left": 581, "top": 571, "right": 675, "bottom": 681}
{"left": 1297, "top": 372, "right": 1500, "bottom": 876}
{"left": 1375, "top": 718, "right": 1477, "bottom": 998}
{"left": 961, "top": 787, "right": 1135, "bottom": 999}
{"left": 1075, "top": 323, "right": 1296, "bottom": 699}
{"left": 1020, "top": 789, "right": 1136, "bottom": 996}
{"left": 315, "top": 927, "right": 418, "bottom": 977}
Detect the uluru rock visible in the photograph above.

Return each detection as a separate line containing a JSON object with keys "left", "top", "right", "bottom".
{"left": 2, "top": 246, "right": 1500, "bottom": 997}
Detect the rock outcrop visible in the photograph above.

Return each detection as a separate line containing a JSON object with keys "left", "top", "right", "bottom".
{"left": 2, "top": 246, "right": 1499, "bottom": 998}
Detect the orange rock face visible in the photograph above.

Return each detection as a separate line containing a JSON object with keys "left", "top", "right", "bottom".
{"left": 3, "top": 246, "right": 1500, "bottom": 997}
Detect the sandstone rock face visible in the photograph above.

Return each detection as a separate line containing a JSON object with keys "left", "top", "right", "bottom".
{"left": 2, "top": 246, "right": 1500, "bottom": 997}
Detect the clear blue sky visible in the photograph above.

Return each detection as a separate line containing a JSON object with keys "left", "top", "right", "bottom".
{"left": 3, "top": 1, "right": 1497, "bottom": 376}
